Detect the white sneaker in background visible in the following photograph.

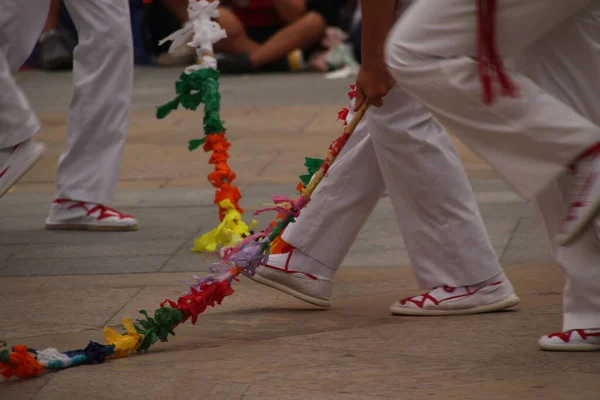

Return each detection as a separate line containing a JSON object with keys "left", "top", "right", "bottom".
{"left": 0, "top": 139, "right": 45, "bottom": 199}
{"left": 45, "top": 199, "right": 138, "bottom": 231}
{"left": 389, "top": 279, "right": 519, "bottom": 316}
{"left": 539, "top": 329, "right": 600, "bottom": 351}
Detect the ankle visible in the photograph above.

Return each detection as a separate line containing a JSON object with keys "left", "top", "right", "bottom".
{"left": 479, "top": 271, "right": 507, "bottom": 287}
{"left": 289, "top": 248, "right": 336, "bottom": 280}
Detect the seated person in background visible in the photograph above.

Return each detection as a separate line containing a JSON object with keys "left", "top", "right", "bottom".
{"left": 216, "top": 0, "right": 326, "bottom": 73}
{"left": 37, "top": 0, "right": 73, "bottom": 70}
{"left": 160, "top": 0, "right": 326, "bottom": 73}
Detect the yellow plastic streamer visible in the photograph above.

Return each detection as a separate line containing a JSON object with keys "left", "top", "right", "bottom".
{"left": 192, "top": 199, "right": 257, "bottom": 253}
{"left": 104, "top": 318, "right": 144, "bottom": 359}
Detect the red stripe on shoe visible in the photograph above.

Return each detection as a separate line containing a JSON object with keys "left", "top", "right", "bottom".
{"left": 0, "top": 166, "right": 8, "bottom": 178}
{"left": 399, "top": 281, "right": 503, "bottom": 309}
{"left": 54, "top": 199, "right": 134, "bottom": 220}
{"left": 548, "top": 329, "right": 600, "bottom": 343}
{"left": 259, "top": 251, "right": 319, "bottom": 280}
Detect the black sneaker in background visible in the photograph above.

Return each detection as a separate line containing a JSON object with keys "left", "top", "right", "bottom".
{"left": 38, "top": 30, "right": 73, "bottom": 71}
{"left": 215, "top": 53, "right": 254, "bottom": 74}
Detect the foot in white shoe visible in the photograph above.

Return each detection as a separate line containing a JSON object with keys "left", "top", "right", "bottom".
{"left": 539, "top": 329, "right": 600, "bottom": 351}
{"left": 0, "top": 139, "right": 45, "bottom": 199}
{"left": 558, "top": 144, "right": 600, "bottom": 246}
{"left": 390, "top": 279, "right": 519, "bottom": 316}
{"left": 45, "top": 199, "right": 138, "bottom": 231}
{"left": 251, "top": 250, "right": 333, "bottom": 308}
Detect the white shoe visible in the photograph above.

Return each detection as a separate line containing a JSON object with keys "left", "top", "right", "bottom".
{"left": 251, "top": 251, "right": 333, "bottom": 308}
{"left": 45, "top": 199, "right": 138, "bottom": 231}
{"left": 539, "top": 329, "right": 600, "bottom": 351}
{"left": 0, "top": 139, "right": 45, "bottom": 199}
{"left": 389, "top": 279, "right": 519, "bottom": 316}
{"left": 557, "top": 146, "right": 600, "bottom": 246}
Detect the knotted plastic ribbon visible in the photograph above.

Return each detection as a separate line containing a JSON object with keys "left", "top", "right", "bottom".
{"left": 63, "top": 342, "right": 115, "bottom": 364}
{"left": 161, "top": 280, "right": 235, "bottom": 324}
{"left": 253, "top": 195, "right": 311, "bottom": 218}
{"left": 104, "top": 318, "right": 144, "bottom": 358}
{"left": 0, "top": 345, "right": 44, "bottom": 380}
{"left": 134, "top": 308, "right": 186, "bottom": 351}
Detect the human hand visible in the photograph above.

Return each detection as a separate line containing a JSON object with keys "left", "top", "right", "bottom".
{"left": 354, "top": 57, "right": 396, "bottom": 111}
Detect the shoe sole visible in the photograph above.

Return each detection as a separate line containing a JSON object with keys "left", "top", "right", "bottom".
{"left": 45, "top": 223, "right": 139, "bottom": 232}
{"left": 558, "top": 188, "right": 600, "bottom": 246}
{"left": 389, "top": 294, "right": 520, "bottom": 316}
{"left": 0, "top": 144, "right": 45, "bottom": 199}
{"left": 250, "top": 273, "right": 331, "bottom": 308}
{"left": 539, "top": 342, "right": 600, "bottom": 352}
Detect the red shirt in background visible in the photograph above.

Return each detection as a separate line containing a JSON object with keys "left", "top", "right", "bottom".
{"left": 229, "top": 0, "right": 285, "bottom": 27}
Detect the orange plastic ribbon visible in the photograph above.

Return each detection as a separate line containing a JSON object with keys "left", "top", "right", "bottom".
{"left": 203, "top": 131, "right": 244, "bottom": 220}
{"left": 0, "top": 345, "right": 44, "bottom": 380}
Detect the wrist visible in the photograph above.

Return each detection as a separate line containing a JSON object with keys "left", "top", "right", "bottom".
{"left": 361, "top": 51, "right": 386, "bottom": 66}
{"left": 361, "top": 40, "right": 385, "bottom": 56}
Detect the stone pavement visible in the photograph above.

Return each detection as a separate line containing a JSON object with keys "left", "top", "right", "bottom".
{"left": 0, "top": 70, "right": 598, "bottom": 399}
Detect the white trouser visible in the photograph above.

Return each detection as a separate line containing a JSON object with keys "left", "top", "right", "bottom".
{"left": 282, "top": 85, "right": 502, "bottom": 289}
{"left": 0, "top": 0, "right": 48, "bottom": 147}
{"left": 0, "top": 0, "right": 133, "bottom": 205}
{"left": 56, "top": 0, "right": 133, "bottom": 204}
{"left": 511, "top": 5, "right": 600, "bottom": 331}
{"left": 386, "top": 0, "right": 600, "bottom": 330}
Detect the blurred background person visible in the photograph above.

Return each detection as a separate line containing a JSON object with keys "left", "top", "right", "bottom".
{"left": 156, "top": 0, "right": 334, "bottom": 73}
{"left": 37, "top": 0, "right": 74, "bottom": 70}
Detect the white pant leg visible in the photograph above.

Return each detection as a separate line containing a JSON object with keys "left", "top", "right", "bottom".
{"left": 512, "top": 5, "right": 600, "bottom": 330}
{"left": 284, "top": 86, "right": 502, "bottom": 289}
{"left": 0, "top": 0, "right": 49, "bottom": 148}
{"left": 57, "top": 0, "right": 133, "bottom": 204}
{"left": 368, "top": 86, "right": 501, "bottom": 288}
{"left": 385, "top": 0, "right": 600, "bottom": 200}
{"left": 282, "top": 109, "right": 386, "bottom": 269}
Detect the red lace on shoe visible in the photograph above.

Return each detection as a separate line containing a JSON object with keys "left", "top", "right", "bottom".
{"left": 54, "top": 199, "right": 134, "bottom": 220}
{"left": 400, "top": 282, "right": 502, "bottom": 308}
{"left": 547, "top": 329, "right": 600, "bottom": 343}
{"left": 260, "top": 251, "right": 318, "bottom": 280}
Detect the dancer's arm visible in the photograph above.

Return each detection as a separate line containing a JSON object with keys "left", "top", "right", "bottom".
{"left": 354, "top": 0, "right": 397, "bottom": 110}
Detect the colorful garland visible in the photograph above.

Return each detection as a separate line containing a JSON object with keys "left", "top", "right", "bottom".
{"left": 156, "top": 0, "right": 254, "bottom": 253}
{"left": 269, "top": 156, "right": 324, "bottom": 253}
{"left": 0, "top": 89, "right": 367, "bottom": 381}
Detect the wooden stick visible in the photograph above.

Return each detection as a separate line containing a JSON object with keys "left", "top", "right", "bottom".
{"left": 301, "top": 103, "right": 370, "bottom": 199}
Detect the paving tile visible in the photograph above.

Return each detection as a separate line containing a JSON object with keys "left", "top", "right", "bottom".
{"left": 205, "top": 382, "right": 249, "bottom": 400}
{"left": 234, "top": 353, "right": 546, "bottom": 398}
{"left": 33, "top": 367, "right": 217, "bottom": 400}
{"left": 0, "top": 320, "right": 98, "bottom": 341}
{"left": 394, "top": 372, "right": 600, "bottom": 400}
{"left": 39, "top": 272, "right": 205, "bottom": 291}
{"left": 0, "top": 276, "right": 48, "bottom": 294}
{"left": 0, "top": 376, "right": 53, "bottom": 400}
{"left": 1, "top": 255, "right": 171, "bottom": 277}
{"left": 501, "top": 217, "right": 554, "bottom": 266}
{"left": 0, "top": 287, "right": 140, "bottom": 329}
{"left": 9, "top": 239, "right": 185, "bottom": 259}
{"left": 241, "top": 385, "right": 391, "bottom": 400}
{"left": 158, "top": 239, "right": 221, "bottom": 272}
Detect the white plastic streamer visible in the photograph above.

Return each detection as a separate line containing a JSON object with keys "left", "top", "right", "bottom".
{"left": 159, "top": 0, "right": 227, "bottom": 71}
